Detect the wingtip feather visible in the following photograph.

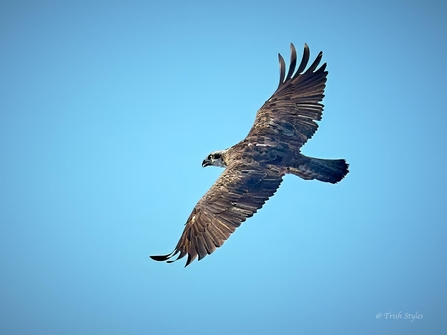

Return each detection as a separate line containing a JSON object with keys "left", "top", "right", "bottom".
{"left": 150, "top": 254, "right": 171, "bottom": 261}
{"left": 284, "top": 43, "right": 297, "bottom": 82}
{"left": 295, "top": 43, "right": 310, "bottom": 75}
{"left": 277, "top": 53, "right": 286, "bottom": 89}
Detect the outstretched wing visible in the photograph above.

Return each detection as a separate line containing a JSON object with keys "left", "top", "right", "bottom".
{"left": 247, "top": 43, "right": 328, "bottom": 148}
{"left": 150, "top": 163, "right": 283, "bottom": 266}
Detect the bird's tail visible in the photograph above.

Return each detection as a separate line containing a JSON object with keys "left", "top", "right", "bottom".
{"left": 288, "top": 155, "right": 349, "bottom": 184}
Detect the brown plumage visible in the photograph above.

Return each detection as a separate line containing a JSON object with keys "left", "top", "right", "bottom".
{"left": 150, "top": 43, "right": 349, "bottom": 266}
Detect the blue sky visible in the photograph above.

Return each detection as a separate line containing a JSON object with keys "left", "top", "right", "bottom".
{"left": 1, "top": 1, "right": 446, "bottom": 334}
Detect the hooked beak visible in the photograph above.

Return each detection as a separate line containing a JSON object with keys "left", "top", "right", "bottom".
{"left": 202, "top": 159, "right": 211, "bottom": 167}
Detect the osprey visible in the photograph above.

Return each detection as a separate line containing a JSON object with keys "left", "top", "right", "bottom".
{"left": 151, "top": 43, "right": 349, "bottom": 266}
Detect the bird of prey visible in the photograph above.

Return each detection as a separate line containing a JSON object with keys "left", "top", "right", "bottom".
{"left": 151, "top": 43, "right": 349, "bottom": 267}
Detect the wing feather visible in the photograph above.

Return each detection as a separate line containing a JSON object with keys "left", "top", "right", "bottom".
{"left": 284, "top": 43, "right": 297, "bottom": 82}
{"left": 150, "top": 163, "right": 283, "bottom": 266}
{"left": 295, "top": 43, "right": 310, "bottom": 75}
{"left": 277, "top": 53, "right": 286, "bottom": 89}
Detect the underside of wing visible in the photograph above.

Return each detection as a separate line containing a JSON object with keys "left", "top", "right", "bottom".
{"left": 247, "top": 43, "right": 328, "bottom": 148}
{"left": 150, "top": 163, "right": 283, "bottom": 266}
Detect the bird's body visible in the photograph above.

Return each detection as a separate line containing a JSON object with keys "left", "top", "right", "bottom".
{"left": 151, "top": 43, "right": 349, "bottom": 266}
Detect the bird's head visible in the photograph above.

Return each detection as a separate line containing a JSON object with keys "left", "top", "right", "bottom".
{"left": 202, "top": 150, "right": 227, "bottom": 168}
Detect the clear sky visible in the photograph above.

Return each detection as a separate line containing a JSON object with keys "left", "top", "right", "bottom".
{"left": 1, "top": 1, "right": 446, "bottom": 334}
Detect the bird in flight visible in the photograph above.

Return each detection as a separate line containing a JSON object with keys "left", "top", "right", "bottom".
{"left": 151, "top": 43, "right": 349, "bottom": 267}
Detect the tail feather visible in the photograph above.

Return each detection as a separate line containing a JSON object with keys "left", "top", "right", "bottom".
{"left": 288, "top": 156, "right": 349, "bottom": 184}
